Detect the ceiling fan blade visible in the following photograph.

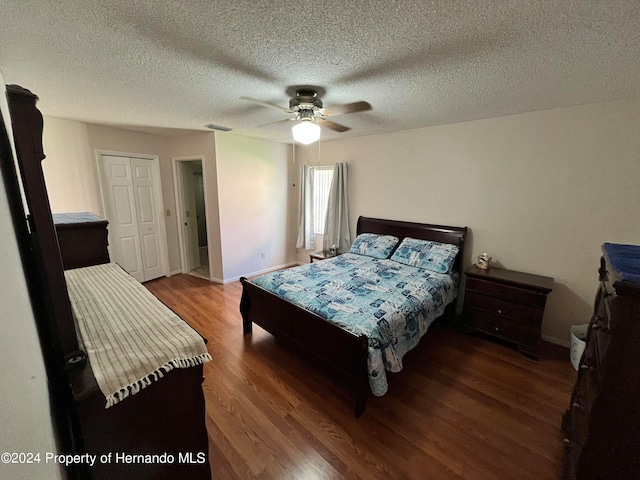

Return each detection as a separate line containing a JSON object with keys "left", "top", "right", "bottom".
{"left": 320, "top": 101, "right": 372, "bottom": 117}
{"left": 239, "top": 96, "right": 292, "bottom": 113}
{"left": 255, "top": 118, "right": 294, "bottom": 128}
{"left": 316, "top": 117, "right": 350, "bottom": 133}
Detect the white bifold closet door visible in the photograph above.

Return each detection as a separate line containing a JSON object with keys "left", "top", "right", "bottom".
{"left": 99, "top": 155, "right": 164, "bottom": 283}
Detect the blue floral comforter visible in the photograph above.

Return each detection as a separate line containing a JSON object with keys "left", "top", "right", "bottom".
{"left": 251, "top": 253, "right": 459, "bottom": 396}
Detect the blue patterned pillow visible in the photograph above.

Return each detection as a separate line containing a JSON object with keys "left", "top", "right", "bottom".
{"left": 348, "top": 233, "right": 399, "bottom": 259}
{"left": 390, "top": 237, "right": 459, "bottom": 273}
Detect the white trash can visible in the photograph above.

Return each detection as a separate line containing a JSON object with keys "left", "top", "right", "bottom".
{"left": 570, "top": 324, "right": 589, "bottom": 371}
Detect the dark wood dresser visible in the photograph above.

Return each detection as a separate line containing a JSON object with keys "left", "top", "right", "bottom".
{"left": 5, "top": 85, "right": 211, "bottom": 480}
{"left": 562, "top": 245, "right": 640, "bottom": 479}
{"left": 53, "top": 212, "right": 109, "bottom": 269}
{"left": 462, "top": 265, "right": 554, "bottom": 359}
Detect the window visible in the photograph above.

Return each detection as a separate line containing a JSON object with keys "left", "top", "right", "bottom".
{"left": 313, "top": 166, "right": 333, "bottom": 234}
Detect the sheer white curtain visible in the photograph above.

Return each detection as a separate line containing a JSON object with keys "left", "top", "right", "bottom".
{"left": 323, "top": 162, "right": 351, "bottom": 253}
{"left": 296, "top": 164, "right": 315, "bottom": 250}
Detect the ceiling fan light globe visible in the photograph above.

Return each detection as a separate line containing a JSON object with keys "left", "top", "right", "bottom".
{"left": 292, "top": 121, "right": 321, "bottom": 144}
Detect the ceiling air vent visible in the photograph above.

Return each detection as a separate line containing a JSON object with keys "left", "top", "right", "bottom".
{"left": 204, "top": 124, "right": 232, "bottom": 131}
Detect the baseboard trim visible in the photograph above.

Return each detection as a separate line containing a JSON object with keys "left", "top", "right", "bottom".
{"left": 542, "top": 334, "right": 570, "bottom": 348}
{"left": 223, "top": 262, "right": 297, "bottom": 284}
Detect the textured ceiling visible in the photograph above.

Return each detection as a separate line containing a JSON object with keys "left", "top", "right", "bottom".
{"left": 1, "top": 1, "right": 639, "bottom": 143}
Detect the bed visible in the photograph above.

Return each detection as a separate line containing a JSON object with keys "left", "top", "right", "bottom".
{"left": 240, "top": 216, "right": 467, "bottom": 417}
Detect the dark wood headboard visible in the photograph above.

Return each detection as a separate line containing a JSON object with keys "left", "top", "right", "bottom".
{"left": 356, "top": 216, "right": 468, "bottom": 273}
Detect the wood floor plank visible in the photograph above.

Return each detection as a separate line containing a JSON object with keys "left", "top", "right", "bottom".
{"left": 145, "top": 274, "right": 574, "bottom": 480}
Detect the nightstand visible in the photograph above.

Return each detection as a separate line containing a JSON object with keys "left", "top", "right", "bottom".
{"left": 309, "top": 251, "right": 337, "bottom": 263}
{"left": 461, "top": 265, "right": 553, "bottom": 359}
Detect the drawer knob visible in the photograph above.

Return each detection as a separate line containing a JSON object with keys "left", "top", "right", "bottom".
{"left": 496, "top": 309, "right": 508, "bottom": 315}
{"left": 494, "top": 326, "right": 500, "bottom": 331}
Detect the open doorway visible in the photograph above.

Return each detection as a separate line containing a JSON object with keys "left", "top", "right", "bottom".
{"left": 172, "top": 156, "right": 210, "bottom": 280}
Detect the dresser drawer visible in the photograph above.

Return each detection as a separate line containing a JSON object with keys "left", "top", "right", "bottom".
{"left": 465, "top": 291, "right": 537, "bottom": 325}
{"left": 466, "top": 277, "right": 546, "bottom": 307}
{"left": 465, "top": 309, "right": 539, "bottom": 346}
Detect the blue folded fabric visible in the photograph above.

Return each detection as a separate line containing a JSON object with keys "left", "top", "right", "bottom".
{"left": 603, "top": 243, "right": 640, "bottom": 283}
{"left": 52, "top": 212, "right": 103, "bottom": 224}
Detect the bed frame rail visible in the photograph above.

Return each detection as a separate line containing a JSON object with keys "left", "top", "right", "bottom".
{"left": 240, "top": 277, "right": 369, "bottom": 417}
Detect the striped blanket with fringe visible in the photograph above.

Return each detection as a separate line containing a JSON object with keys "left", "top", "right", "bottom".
{"left": 64, "top": 263, "right": 211, "bottom": 408}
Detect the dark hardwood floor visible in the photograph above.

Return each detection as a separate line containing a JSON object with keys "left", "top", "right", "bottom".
{"left": 145, "top": 273, "right": 575, "bottom": 480}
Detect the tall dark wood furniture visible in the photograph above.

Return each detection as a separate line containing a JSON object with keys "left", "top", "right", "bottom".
{"left": 562, "top": 245, "right": 640, "bottom": 479}
{"left": 3, "top": 84, "right": 88, "bottom": 479}
{"left": 462, "top": 265, "right": 554, "bottom": 359}
{"left": 4, "top": 85, "right": 211, "bottom": 480}
{"left": 53, "top": 212, "right": 109, "bottom": 269}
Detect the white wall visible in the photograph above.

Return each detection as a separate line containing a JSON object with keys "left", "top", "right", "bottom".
{"left": 41, "top": 121, "right": 296, "bottom": 283}
{"left": 38, "top": 96, "right": 639, "bottom": 345}
{"left": 41, "top": 118, "right": 173, "bottom": 218}
{"left": 40, "top": 118, "right": 183, "bottom": 270}
{"left": 40, "top": 117, "right": 101, "bottom": 215}
{"left": 215, "top": 134, "right": 295, "bottom": 281}
{"left": 297, "top": 97, "right": 640, "bottom": 345}
{"left": 0, "top": 80, "right": 63, "bottom": 479}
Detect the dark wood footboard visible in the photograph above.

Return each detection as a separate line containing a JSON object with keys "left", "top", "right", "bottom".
{"left": 240, "top": 277, "right": 369, "bottom": 417}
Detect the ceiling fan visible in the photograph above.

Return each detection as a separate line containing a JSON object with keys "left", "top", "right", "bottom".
{"left": 240, "top": 88, "right": 372, "bottom": 143}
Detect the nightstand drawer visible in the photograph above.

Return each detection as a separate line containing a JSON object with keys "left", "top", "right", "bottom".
{"left": 466, "top": 309, "right": 538, "bottom": 345}
{"left": 466, "top": 277, "right": 545, "bottom": 307}
{"left": 465, "top": 291, "right": 536, "bottom": 325}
